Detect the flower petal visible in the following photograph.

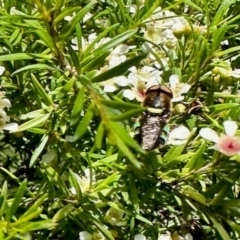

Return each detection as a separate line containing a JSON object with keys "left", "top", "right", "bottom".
{"left": 114, "top": 76, "right": 129, "bottom": 87}
{"left": 216, "top": 135, "right": 240, "bottom": 156}
{"left": 223, "top": 120, "right": 238, "bottom": 136}
{"left": 4, "top": 123, "right": 19, "bottom": 132}
{"left": 169, "top": 74, "right": 179, "bottom": 88}
{"left": 158, "top": 233, "right": 172, "bottom": 240}
{"left": 103, "top": 85, "right": 117, "bottom": 92}
{"left": 0, "top": 66, "right": 5, "bottom": 75}
{"left": 171, "top": 96, "right": 184, "bottom": 102}
{"left": 134, "top": 234, "right": 146, "bottom": 240}
{"left": 146, "top": 77, "right": 161, "bottom": 88}
{"left": 199, "top": 128, "right": 219, "bottom": 143}
{"left": 123, "top": 89, "right": 135, "bottom": 100}
{"left": 180, "top": 83, "right": 191, "bottom": 94}
{"left": 184, "top": 233, "right": 193, "bottom": 240}
{"left": 79, "top": 231, "right": 92, "bottom": 240}
{"left": 167, "top": 126, "right": 190, "bottom": 145}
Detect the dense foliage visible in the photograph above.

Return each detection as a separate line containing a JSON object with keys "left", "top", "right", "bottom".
{"left": 1, "top": 0, "right": 240, "bottom": 239}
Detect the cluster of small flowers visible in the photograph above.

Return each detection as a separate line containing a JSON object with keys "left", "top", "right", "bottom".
{"left": 65, "top": 7, "right": 194, "bottom": 103}
{"left": 0, "top": 91, "right": 17, "bottom": 132}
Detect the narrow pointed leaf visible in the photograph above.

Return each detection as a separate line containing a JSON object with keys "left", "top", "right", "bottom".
{"left": 31, "top": 73, "right": 53, "bottom": 106}
{"left": 16, "top": 113, "right": 51, "bottom": 132}
{"left": 7, "top": 179, "right": 27, "bottom": 221}
{"left": 29, "top": 134, "right": 49, "bottom": 167}
{"left": 91, "top": 53, "right": 147, "bottom": 83}
{"left": 74, "top": 104, "right": 94, "bottom": 141}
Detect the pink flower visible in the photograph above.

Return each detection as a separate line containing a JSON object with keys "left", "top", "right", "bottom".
{"left": 199, "top": 121, "right": 240, "bottom": 156}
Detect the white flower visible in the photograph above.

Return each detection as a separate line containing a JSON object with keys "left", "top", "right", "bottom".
{"left": 2, "top": 122, "right": 18, "bottom": 132}
{"left": 70, "top": 169, "right": 92, "bottom": 194}
{"left": 104, "top": 206, "right": 124, "bottom": 226}
{"left": 144, "top": 8, "right": 187, "bottom": 48}
{"left": 123, "top": 89, "right": 135, "bottom": 100}
{"left": 0, "top": 66, "right": 5, "bottom": 75}
{"left": 79, "top": 231, "right": 92, "bottom": 240}
{"left": 108, "top": 44, "right": 130, "bottom": 68}
{"left": 231, "top": 68, "right": 240, "bottom": 78}
{"left": 142, "top": 43, "right": 169, "bottom": 70}
{"left": 200, "top": 120, "right": 240, "bottom": 156}
{"left": 184, "top": 233, "right": 193, "bottom": 240}
{"left": 167, "top": 126, "right": 190, "bottom": 145}
{"left": 1, "top": 98, "right": 11, "bottom": 108}
{"left": 169, "top": 75, "right": 191, "bottom": 102}
{"left": 114, "top": 76, "right": 129, "bottom": 87}
{"left": 158, "top": 232, "right": 172, "bottom": 240}
{"left": 134, "top": 234, "right": 146, "bottom": 240}
{"left": 124, "top": 66, "right": 162, "bottom": 101}
{"left": 103, "top": 84, "right": 117, "bottom": 93}
{"left": 102, "top": 66, "right": 162, "bottom": 102}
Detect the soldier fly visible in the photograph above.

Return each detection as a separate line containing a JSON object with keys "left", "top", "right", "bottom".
{"left": 136, "top": 85, "right": 173, "bottom": 151}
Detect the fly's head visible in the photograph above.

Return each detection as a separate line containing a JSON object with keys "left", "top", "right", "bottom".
{"left": 143, "top": 85, "right": 173, "bottom": 119}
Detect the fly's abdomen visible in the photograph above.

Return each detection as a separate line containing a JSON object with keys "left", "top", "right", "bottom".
{"left": 137, "top": 85, "right": 173, "bottom": 151}
{"left": 141, "top": 115, "right": 162, "bottom": 150}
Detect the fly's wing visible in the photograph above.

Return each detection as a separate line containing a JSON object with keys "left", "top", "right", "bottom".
{"left": 140, "top": 115, "right": 161, "bottom": 151}
{"left": 154, "top": 123, "right": 170, "bottom": 147}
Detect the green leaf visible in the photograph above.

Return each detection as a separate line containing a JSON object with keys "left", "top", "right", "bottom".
{"left": 184, "top": 0, "right": 203, "bottom": 12}
{"left": 215, "top": 46, "right": 240, "bottom": 58}
{"left": 7, "top": 179, "right": 27, "bottom": 221}
{"left": 93, "top": 29, "right": 137, "bottom": 54}
{"left": 16, "top": 220, "right": 56, "bottom": 232}
{"left": 208, "top": 103, "right": 239, "bottom": 112}
{"left": 83, "top": 23, "right": 119, "bottom": 56}
{"left": 91, "top": 52, "right": 147, "bottom": 83}
{"left": 31, "top": 73, "right": 53, "bottom": 106}
{"left": 109, "top": 108, "right": 144, "bottom": 121}
{"left": 207, "top": 213, "right": 231, "bottom": 240}
{"left": 101, "top": 99, "right": 145, "bottom": 110}
{"left": 210, "top": 0, "right": 235, "bottom": 27}
{"left": 91, "top": 217, "right": 115, "bottom": 240}
{"left": 183, "top": 187, "right": 208, "bottom": 206}
{"left": 115, "top": 135, "right": 141, "bottom": 169}
{"left": 70, "top": 87, "right": 85, "bottom": 126}
{"left": 185, "top": 140, "right": 206, "bottom": 171}
{"left": 73, "top": 103, "right": 94, "bottom": 141}
{"left": 62, "top": 76, "right": 76, "bottom": 92}
{"left": 34, "top": 29, "right": 56, "bottom": 51}
{"left": 95, "top": 122, "right": 105, "bottom": 150}
{"left": 81, "top": 51, "right": 110, "bottom": 73}
{"left": 43, "top": 164, "right": 69, "bottom": 197}
{"left": 16, "top": 113, "right": 51, "bottom": 132}
{"left": 52, "top": 7, "right": 82, "bottom": 25}
{"left": 12, "top": 64, "right": 60, "bottom": 76}
{"left": 93, "top": 172, "right": 120, "bottom": 191}
{"left": 0, "top": 53, "right": 52, "bottom": 61}
{"left": 129, "top": 176, "right": 139, "bottom": 214}
{"left": 59, "top": 1, "right": 96, "bottom": 40}
{"left": 68, "top": 169, "right": 82, "bottom": 204}
{"left": 52, "top": 204, "right": 75, "bottom": 222}
{"left": 11, "top": 193, "right": 47, "bottom": 227}
{"left": 0, "top": 181, "right": 8, "bottom": 218}
{"left": 29, "top": 134, "right": 49, "bottom": 168}
{"left": 109, "top": 121, "right": 144, "bottom": 154}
